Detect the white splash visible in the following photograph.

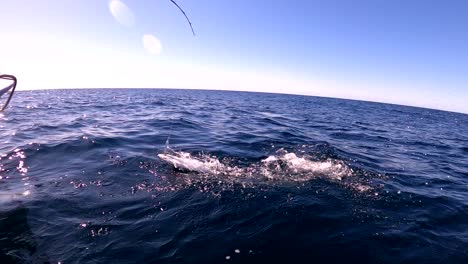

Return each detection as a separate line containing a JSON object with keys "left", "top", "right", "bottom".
{"left": 158, "top": 151, "right": 225, "bottom": 175}
{"left": 261, "top": 153, "right": 351, "bottom": 181}
{"left": 158, "top": 149, "right": 353, "bottom": 182}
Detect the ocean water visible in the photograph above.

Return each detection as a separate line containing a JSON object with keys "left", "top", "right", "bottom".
{"left": 0, "top": 89, "right": 467, "bottom": 263}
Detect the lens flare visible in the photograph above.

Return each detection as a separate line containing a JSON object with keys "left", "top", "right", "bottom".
{"left": 109, "top": 0, "right": 135, "bottom": 27}
{"left": 142, "top": 34, "right": 162, "bottom": 55}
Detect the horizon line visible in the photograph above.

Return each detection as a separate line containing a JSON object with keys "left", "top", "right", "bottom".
{"left": 13, "top": 87, "right": 468, "bottom": 115}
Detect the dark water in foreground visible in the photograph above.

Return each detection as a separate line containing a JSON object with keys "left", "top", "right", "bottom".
{"left": 0, "top": 89, "right": 467, "bottom": 263}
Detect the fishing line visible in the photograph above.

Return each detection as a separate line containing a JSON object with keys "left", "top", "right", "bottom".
{"left": 164, "top": 123, "right": 175, "bottom": 154}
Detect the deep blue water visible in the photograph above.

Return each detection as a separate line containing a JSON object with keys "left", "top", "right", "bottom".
{"left": 0, "top": 89, "right": 467, "bottom": 263}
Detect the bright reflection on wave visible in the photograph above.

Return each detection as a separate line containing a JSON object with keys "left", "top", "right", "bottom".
{"left": 109, "top": 0, "right": 135, "bottom": 27}
{"left": 0, "top": 148, "right": 32, "bottom": 203}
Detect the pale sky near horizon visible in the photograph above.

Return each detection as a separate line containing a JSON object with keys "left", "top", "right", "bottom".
{"left": 1, "top": 0, "right": 467, "bottom": 113}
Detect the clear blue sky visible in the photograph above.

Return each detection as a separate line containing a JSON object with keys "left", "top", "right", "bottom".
{"left": 1, "top": 0, "right": 467, "bottom": 113}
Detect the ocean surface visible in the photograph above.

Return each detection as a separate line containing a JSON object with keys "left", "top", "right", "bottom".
{"left": 0, "top": 89, "right": 467, "bottom": 263}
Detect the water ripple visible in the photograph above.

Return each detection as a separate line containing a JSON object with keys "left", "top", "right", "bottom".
{"left": 0, "top": 89, "right": 467, "bottom": 263}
